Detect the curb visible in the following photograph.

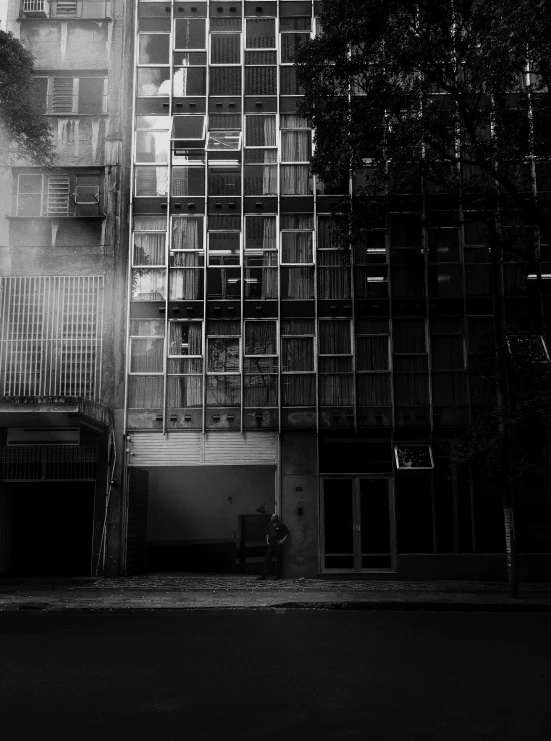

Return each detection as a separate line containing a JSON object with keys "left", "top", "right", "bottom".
{"left": 3, "top": 601, "right": 551, "bottom": 613}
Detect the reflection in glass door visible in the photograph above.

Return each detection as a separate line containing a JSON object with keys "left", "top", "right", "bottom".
{"left": 321, "top": 477, "right": 395, "bottom": 572}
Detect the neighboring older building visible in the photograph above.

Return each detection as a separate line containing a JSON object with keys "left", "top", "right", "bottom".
{"left": 0, "top": 0, "right": 131, "bottom": 576}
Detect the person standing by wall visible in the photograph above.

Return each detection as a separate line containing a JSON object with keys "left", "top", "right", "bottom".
{"left": 257, "top": 514, "right": 289, "bottom": 580}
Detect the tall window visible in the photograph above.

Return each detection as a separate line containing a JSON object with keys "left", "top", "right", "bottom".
{"left": 393, "top": 318, "right": 429, "bottom": 406}
{"left": 318, "top": 320, "right": 353, "bottom": 406}
{"left": 356, "top": 318, "right": 391, "bottom": 406}
{"left": 206, "top": 321, "right": 241, "bottom": 406}
{"left": 132, "top": 215, "right": 167, "bottom": 302}
{"left": 317, "top": 217, "right": 351, "bottom": 299}
{"left": 281, "top": 319, "right": 316, "bottom": 406}
{"left": 170, "top": 217, "right": 204, "bottom": 300}
{"left": 167, "top": 321, "right": 203, "bottom": 408}
{"left": 431, "top": 317, "right": 467, "bottom": 406}
{"left": 280, "top": 115, "right": 312, "bottom": 194}
{"left": 280, "top": 215, "right": 314, "bottom": 299}
{"left": 244, "top": 216, "right": 277, "bottom": 299}
{"left": 244, "top": 321, "right": 278, "bottom": 407}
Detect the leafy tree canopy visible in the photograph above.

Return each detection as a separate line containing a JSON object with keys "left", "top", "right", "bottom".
{"left": 0, "top": 30, "right": 55, "bottom": 166}
{"left": 296, "top": 0, "right": 551, "bottom": 249}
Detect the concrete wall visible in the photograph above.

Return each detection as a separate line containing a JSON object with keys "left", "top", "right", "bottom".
{"left": 145, "top": 465, "right": 275, "bottom": 544}
{"left": 280, "top": 431, "right": 319, "bottom": 578}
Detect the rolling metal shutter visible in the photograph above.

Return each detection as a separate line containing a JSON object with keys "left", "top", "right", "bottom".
{"left": 127, "top": 432, "right": 277, "bottom": 467}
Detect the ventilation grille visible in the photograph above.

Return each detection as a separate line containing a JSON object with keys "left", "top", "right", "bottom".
{"left": 0, "top": 446, "right": 97, "bottom": 481}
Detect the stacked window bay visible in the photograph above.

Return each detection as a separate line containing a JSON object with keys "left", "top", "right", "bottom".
{"left": 127, "top": 0, "right": 504, "bottom": 443}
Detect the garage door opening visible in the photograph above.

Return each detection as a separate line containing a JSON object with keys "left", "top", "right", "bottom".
{"left": 1, "top": 482, "right": 95, "bottom": 577}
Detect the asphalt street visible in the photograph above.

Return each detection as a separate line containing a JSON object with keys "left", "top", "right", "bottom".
{"left": 0, "top": 611, "right": 550, "bottom": 741}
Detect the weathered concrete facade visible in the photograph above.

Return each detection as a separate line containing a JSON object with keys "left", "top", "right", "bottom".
{"left": 0, "top": 0, "right": 132, "bottom": 576}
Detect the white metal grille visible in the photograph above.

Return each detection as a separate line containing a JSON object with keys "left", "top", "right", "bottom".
{"left": 22, "top": 0, "right": 46, "bottom": 12}
{"left": 0, "top": 276, "right": 104, "bottom": 399}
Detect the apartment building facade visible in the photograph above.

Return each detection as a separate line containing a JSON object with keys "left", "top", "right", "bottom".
{"left": 1, "top": 0, "right": 550, "bottom": 579}
{"left": 0, "top": 0, "right": 131, "bottom": 576}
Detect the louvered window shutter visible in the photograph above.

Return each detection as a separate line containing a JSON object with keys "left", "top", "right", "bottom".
{"left": 52, "top": 77, "right": 75, "bottom": 113}
{"left": 47, "top": 177, "right": 71, "bottom": 215}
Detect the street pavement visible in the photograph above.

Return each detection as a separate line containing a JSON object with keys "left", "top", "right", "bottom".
{"left": 0, "top": 573, "right": 550, "bottom": 611}
{"left": 0, "top": 611, "right": 550, "bottom": 741}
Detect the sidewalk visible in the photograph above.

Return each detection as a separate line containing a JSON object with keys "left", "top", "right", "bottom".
{"left": 1, "top": 573, "right": 550, "bottom": 611}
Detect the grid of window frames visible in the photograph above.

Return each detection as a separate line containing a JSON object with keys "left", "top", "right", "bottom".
{"left": 128, "top": 0, "right": 509, "bottom": 435}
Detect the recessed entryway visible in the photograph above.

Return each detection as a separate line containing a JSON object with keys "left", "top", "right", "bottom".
{"left": 320, "top": 476, "right": 396, "bottom": 573}
{"left": 0, "top": 481, "right": 95, "bottom": 577}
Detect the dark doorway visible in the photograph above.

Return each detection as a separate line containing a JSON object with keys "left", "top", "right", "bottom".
{"left": 8, "top": 481, "right": 94, "bottom": 577}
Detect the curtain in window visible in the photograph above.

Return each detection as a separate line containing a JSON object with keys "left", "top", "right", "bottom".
{"left": 244, "top": 267, "right": 278, "bottom": 298}
{"left": 356, "top": 336, "right": 389, "bottom": 370}
{"left": 432, "top": 372, "right": 467, "bottom": 405}
{"left": 128, "top": 376, "right": 163, "bottom": 408}
{"left": 281, "top": 131, "right": 311, "bottom": 162}
{"left": 356, "top": 318, "right": 389, "bottom": 334}
{"left": 134, "top": 216, "right": 166, "bottom": 231}
{"left": 280, "top": 113, "right": 310, "bottom": 129}
{"left": 244, "top": 375, "right": 278, "bottom": 406}
{"left": 281, "top": 232, "right": 313, "bottom": 263}
{"left": 244, "top": 166, "right": 277, "bottom": 195}
{"left": 133, "top": 233, "right": 166, "bottom": 266}
{"left": 393, "top": 319, "right": 426, "bottom": 353}
{"left": 135, "top": 131, "right": 169, "bottom": 164}
{"left": 245, "top": 322, "right": 276, "bottom": 355}
{"left": 281, "top": 337, "right": 313, "bottom": 371}
{"left": 280, "top": 214, "right": 313, "bottom": 230}
{"left": 131, "top": 269, "right": 166, "bottom": 300}
{"left": 431, "top": 336, "right": 464, "bottom": 370}
{"left": 208, "top": 168, "right": 241, "bottom": 196}
{"left": 245, "top": 215, "right": 276, "bottom": 250}
{"left": 394, "top": 373, "right": 430, "bottom": 405}
{"left": 317, "top": 252, "right": 351, "bottom": 298}
{"left": 170, "top": 252, "right": 203, "bottom": 267}
{"left": 211, "top": 34, "right": 241, "bottom": 63}
{"left": 168, "top": 322, "right": 202, "bottom": 356}
{"left": 246, "top": 115, "right": 276, "bottom": 146}
{"left": 319, "top": 374, "right": 353, "bottom": 405}
{"left": 206, "top": 375, "right": 240, "bottom": 406}
{"left": 208, "top": 337, "right": 239, "bottom": 372}
{"left": 282, "top": 375, "right": 315, "bottom": 405}
{"left": 357, "top": 374, "right": 391, "bottom": 405}
{"left": 172, "top": 218, "right": 202, "bottom": 250}
{"left": 167, "top": 376, "right": 203, "bottom": 407}
{"left": 281, "top": 319, "right": 314, "bottom": 335}
{"left": 281, "top": 267, "right": 314, "bottom": 299}
{"left": 468, "top": 318, "right": 494, "bottom": 355}
{"left": 317, "top": 217, "right": 336, "bottom": 249}
{"left": 130, "top": 338, "right": 164, "bottom": 373}
{"left": 135, "top": 167, "right": 168, "bottom": 197}
{"left": 281, "top": 166, "right": 311, "bottom": 194}
{"left": 319, "top": 321, "right": 351, "bottom": 355}
{"left": 169, "top": 269, "right": 203, "bottom": 300}
{"left": 390, "top": 250, "right": 425, "bottom": 297}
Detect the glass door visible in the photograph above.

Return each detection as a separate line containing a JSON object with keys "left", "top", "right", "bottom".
{"left": 321, "top": 476, "right": 395, "bottom": 572}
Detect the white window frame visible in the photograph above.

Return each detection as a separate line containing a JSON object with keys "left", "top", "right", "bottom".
{"left": 394, "top": 445, "right": 435, "bottom": 470}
